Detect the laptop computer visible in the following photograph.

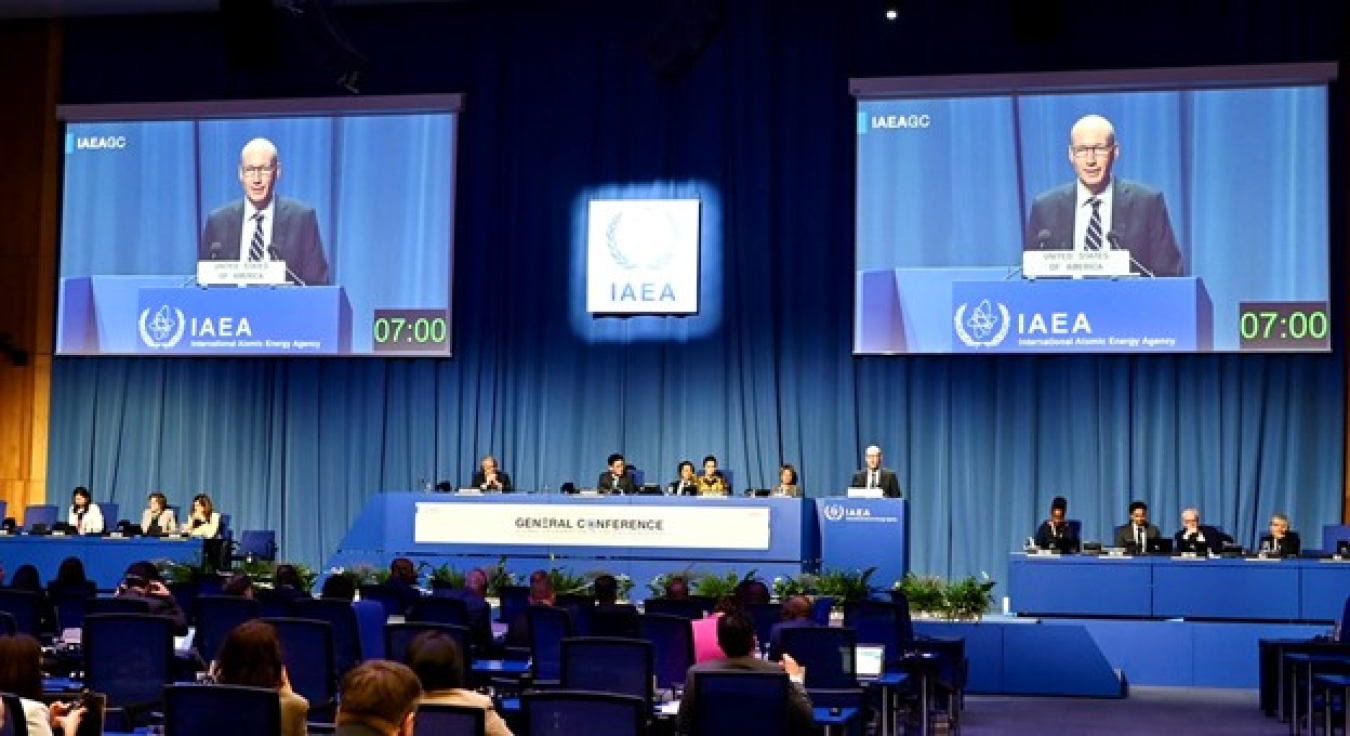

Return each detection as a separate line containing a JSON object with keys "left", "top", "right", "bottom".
{"left": 855, "top": 644, "right": 885, "bottom": 681}
{"left": 1145, "top": 538, "right": 1174, "bottom": 556}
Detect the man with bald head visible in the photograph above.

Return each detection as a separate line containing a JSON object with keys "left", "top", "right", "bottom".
{"left": 1025, "top": 114, "right": 1183, "bottom": 277}
{"left": 200, "top": 137, "right": 331, "bottom": 285}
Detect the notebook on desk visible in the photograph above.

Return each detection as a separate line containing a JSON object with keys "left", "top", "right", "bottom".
{"left": 855, "top": 644, "right": 885, "bottom": 681}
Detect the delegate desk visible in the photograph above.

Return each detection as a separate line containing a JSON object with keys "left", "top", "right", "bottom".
{"left": 1010, "top": 554, "right": 1350, "bottom": 622}
{"left": 328, "top": 493, "right": 823, "bottom": 581}
{"left": 0, "top": 534, "right": 204, "bottom": 588}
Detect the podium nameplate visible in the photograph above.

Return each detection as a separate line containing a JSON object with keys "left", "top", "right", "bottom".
{"left": 197, "top": 260, "right": 288, "bottom": 286}
{"left": 1023, "top": 249, "right": 1133, "bottom": 278}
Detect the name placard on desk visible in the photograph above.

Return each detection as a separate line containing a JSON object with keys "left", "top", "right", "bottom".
{"left": 413, "top": 501, "right": 770, "bottom": 549}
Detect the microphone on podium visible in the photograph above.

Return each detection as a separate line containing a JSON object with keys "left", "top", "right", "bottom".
{"left": 268, "top": 244, "right": 308, "bottom": 286}
{"left": 1106, "top": 232, "right": 1154, "bottom": 278}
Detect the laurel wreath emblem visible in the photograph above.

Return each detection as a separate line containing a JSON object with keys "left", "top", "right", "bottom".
{"left": 953, "top": 302, "right": 1011, "bottom": 348}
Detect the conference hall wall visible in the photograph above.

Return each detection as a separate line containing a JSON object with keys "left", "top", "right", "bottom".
{"left": 42, "top": 0, "right": 1347, "bottom": 591}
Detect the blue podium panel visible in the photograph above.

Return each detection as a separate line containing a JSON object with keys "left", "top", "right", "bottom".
{"left": 0, "top": 535, "right": 203, "bottom": 588}
{"left": 816, "top": 499, "right": 907, "bottom": 584}
{"left": 57, "top": 276, "right": 352, "bottom": 355}
{"left": 949, "top": 277, "right": 1213, "bottom": 353}
{"left": 1298, "top": 562, "right": 1350, "bottom": 622}
{"left": 1008, "top": 555, "right": 1151, "bottom": 617}
{"left": 328, "top": 493, "right": 817, "bottom": 581}
{"left": 1153, "top": 558, "right": 1300, "bottom": 620}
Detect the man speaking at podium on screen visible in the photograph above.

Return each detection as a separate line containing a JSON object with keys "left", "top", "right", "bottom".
{"left": 199, "top": 137, "right": 331, "bottom": 286}
{"left": 1024, "top": 114, "right": 1183, "bottom": 278}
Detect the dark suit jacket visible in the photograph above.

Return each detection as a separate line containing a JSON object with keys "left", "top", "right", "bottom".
{"left": 678, "top": 655, "right": 814, "bottom": 736}
{"left": 849, "top": 468, "right": 903, "bottom": 498}
{"left": 1259, "top": 532, "right": 1302, "bottom": 557}
{"left": 1113, "top": 522, "right": 1161, "bottom": 550}
{"left": 668, "top": 479, "right": 698, "bottom": 496}
{"left": 1034, "top": 520, "right": 1079, "bottom": 552}
{"left": 469, "top": 471, "right": 513, "bottom": 493}
{"left": 1025, "top": 178, "right": 1183, "bottom": 278}
{"left": 768, "top": 617, "right": 819, "bottom": 662}
{"left": 597, "top": 472, "right": 637, "bottom": 495}
{"left": 200, "top": 196, "right": 331, "bottom": 286}
{"left": 1173, "top": 525, "right": 1232, "bottom": 554}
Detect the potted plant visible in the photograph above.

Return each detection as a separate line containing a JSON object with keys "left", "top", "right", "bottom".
{"left": 815, "top": 566, "right": 878, "bottom": 605}
{"left": 942, "top": 575, "right": 997, "bottom": 620}
{"left": 894, "top": 573, "right": 947, "bottom": 617}
{"left": 429, "top": 563, "right": 466, "bottom": 591}
{"left": 691, "top": 571, "right": 741, "bottom": 601}
{"left": 772, "top": 572, "right": 820, "bottom": 600}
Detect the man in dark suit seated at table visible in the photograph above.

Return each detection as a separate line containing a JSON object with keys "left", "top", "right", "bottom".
{"left": 767, "top": 595, "right": 818, "bottom": 662}
{"left": 469, "top": 455, "right": 513, "bottom": 493}
{"left": 597, "top": 453, "right": 638, "bottom": 495}
{"left": 1259, "top": 513, "right": 1302, "bottom": 557}
{"left": 678, "top": 608, "right": 813, "bottom": 736}
{"left": 1034, "top": 496, "right": 1079, "bottom": 553}
{"left": 1173, "top": 507, "right": 1232, "bottom": 556}
{"left": 1113, "top": 500, "right": 1161, "bottom": 553}
{"left": 849, "top": 445, "right": 903, "bottom": 498}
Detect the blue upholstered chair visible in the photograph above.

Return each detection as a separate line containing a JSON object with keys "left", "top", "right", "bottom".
{"left": 690, "top": 670, "right": 790, "bottom": 736}
{"left": 638, "top": 613, "right": 695, "bottom": 692}
{"left": 414, "top": 703, "right": 485, "bottom": 735}
{"left": 520, "top": 690, "right": 647, "bottom": 736}
{"left": 164, "top": 683, "right": 282, "bottom": 736}
{"left": 561, "top": 637, "right": 654, "bottom": 707}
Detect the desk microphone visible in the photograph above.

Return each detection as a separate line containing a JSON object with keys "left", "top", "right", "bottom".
{"left": 268, "top": 244, "right": 307, "bottom": 286}
{"left": 209, "top": 241, "right": 222, "bottom": 260}
{"left": 1036, "top": 229, "right": 1052, "bottom": 250}
{"left": 1105, "top": 232, "right": 1154, "bottom": 278}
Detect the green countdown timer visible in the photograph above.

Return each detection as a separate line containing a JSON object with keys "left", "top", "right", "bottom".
{"left": 1238, "top": 301, "right": 1330, "bottom": 351}
{"left": 372, "top": 309, "right": 450, "bottom": 354}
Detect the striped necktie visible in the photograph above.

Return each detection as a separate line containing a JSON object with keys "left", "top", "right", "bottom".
{"left": 249, "top": 212, "right": 266, "bottom": 261}
{"left": 1084, "top": 197, "right": 1103, "bottom": 250}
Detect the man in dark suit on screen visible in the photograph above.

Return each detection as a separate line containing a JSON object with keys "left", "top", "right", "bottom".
{"left": 849, "top": 444, "right": 903, "bottom": 498}
{"left": 1024, "top": 114, "right": 1183, "bottom": 278}
{"left": 200, "top": 137, "right": 331, "bottom": 286}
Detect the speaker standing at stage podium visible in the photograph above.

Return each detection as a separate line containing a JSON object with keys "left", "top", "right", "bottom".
{"left": 200, "top": 137, "right": 331, "bottom": 286}
{"left": 1024, "top": 114, "right": 1184, "bottom": 278}
{"left": 849, "top": 444, "right": 903, "bottom": 498}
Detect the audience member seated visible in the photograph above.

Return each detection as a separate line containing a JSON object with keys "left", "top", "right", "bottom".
{"left": 68, "top": 485, "right": 105, "bottom": 535}
{"left": 1173, "top": 507, "right": 1232, "bottom": 555}
{"left": 183, "top": 493, "right": 222, "bottom": 538}
{"left": 593, "top": 574, "right": 634, "bottom": 611}
{"left": 664, "top": 575, "right": 691, "bottom": 600}
{"left": 48, "top": 556, "right": 97, "bottom": 596}
{"left": 385, "top": 557, "right": 422, "bottom": 614}
{"left": 1113, "top": 500, "right": 1161, "bottom": 552}
{"left": 1260, "top": 513, "right": 1302, "bottom": 557}
{"left": 335, "top": 660, "right": 422, "bottom": 736}
{"left": 321, "top": 574, "right": 358, "bottom": 602}
{"left": 438, "top": 567, "right": 494, "bottom": 652}
{"left": 140, "top": 491, "right": 178, "bottom": 537}
{"left": 767, "top": 595, "right": 817, "bottom": 661}
{"left": 734, "top": 579, "right": 771, "bottom": 606}
{"left": 677, "top": 608, "right": 812, "bottom": 736}
{"left": 504, "top": 571, "right": 554, "bottom": 648}
{"left": 407, "top": 630, "right": 513, "bottom": 736}
{"left": 115, "top": 560, "right": 189, "bottom": 634}
{"left": 8, "top": 564, "right": 54, "bottom": 633}
{"left": 221, "top": 573, "right": 255, "bottom": 598}
{"left": 691, "top": 597, "right": 743, "bottom": 663}
{"left": 1034, "top": 496, "right": 1079, "bottom": 553}
{"left": 0, "top": 634, "right": 86, "bottom": 736}
{"left": 212, "top": 620, "right": 309, "bottom": 736}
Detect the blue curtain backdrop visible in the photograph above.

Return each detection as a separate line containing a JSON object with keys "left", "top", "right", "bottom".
{"left": 43, "top": 0, "right": 1346, "bottom": 591}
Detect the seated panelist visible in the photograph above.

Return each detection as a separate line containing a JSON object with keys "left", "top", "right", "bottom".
{"left": 597, "top": 453, "right": 638, "bottom": 495}
{"left": 470, "top": 455, "right": 513, "bottom": 493}
{"left": 141, "top": 491, "right": 178, "bottom": 536}
{"left": 1113, "top": 500, "right": 1161, "bottom": 552}
{"left": 1173, "top": 507, "right": 1231, "bottom": 555}
{"left": 668, "top": 460, "right": 698, "bottom": 496}
{"left": 68, "top": 486, "right": 105, "bottom": 535}
{"left": 1033, "top": 496, "right": 1079, "bottom": 552}
{"left": 696, "top": 455, "right": 729, "bottom": 496}
{"left": 773, "top": 464, "right": 802, "bottom": 498}
{"left": 183, "top": 492, "right": 222, "bottom": 538}
{"left": 1259, "top": 513, "right": 1301, "bottom": 557}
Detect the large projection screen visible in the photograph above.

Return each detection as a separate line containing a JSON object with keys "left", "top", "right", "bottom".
{"left": 56, "top": 95, "right": 461, "bottom": 357}
{"left": 852, "top": 64, "right": 1336, "bottom": 355}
